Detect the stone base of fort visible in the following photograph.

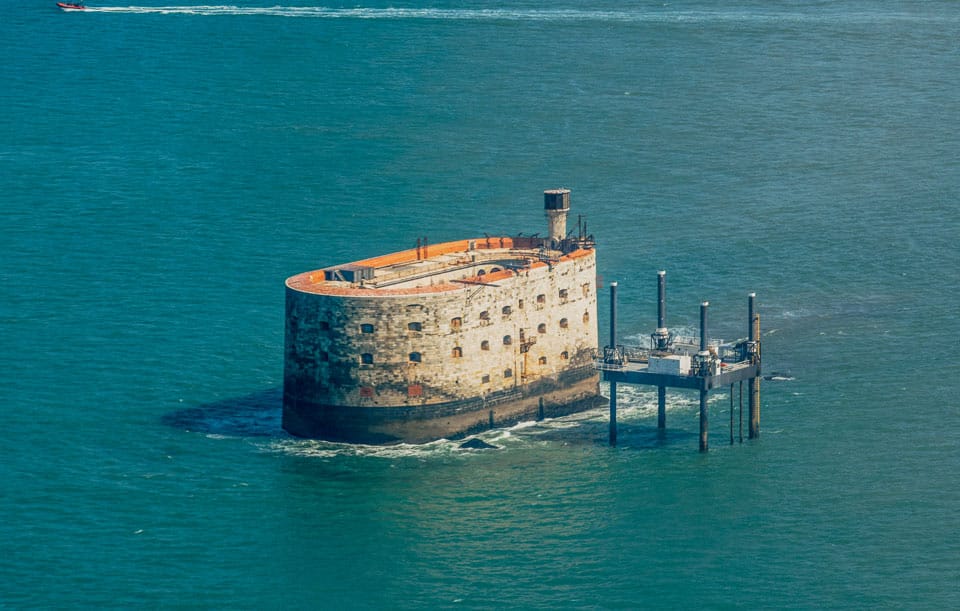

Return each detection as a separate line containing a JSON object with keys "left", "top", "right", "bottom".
{"left": 283, "top": 371, "right": 606, "bottom": 444}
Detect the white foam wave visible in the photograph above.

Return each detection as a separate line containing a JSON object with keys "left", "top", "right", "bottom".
{"left": 76, "top": 6, "right": 953, "bottom": 24}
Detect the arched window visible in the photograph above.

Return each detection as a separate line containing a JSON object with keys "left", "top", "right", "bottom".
{"left": 536, "top": 294, "right": 546, "bottom": 305}
{"left": 479, "top": 310, "right": 490, "bottom": 322}
{"left": 503, "top": 335, "right": 512, "bottom": 346}
{"left": 451, "top": 317, "right": 462, "bottom": 329}
{"left": 361, "top": 353, "right": 374, "bottom": 364}
{"left": 360, "top": 323, "right": 375, "bottom": 334}
{"left": 560, "top": 351, "right": 569, "bottom": 360}
{"left": 538, "top": 356, "right": 547, "bottom": 365}
{"left": 582, "top": 282, "right": 591, "bottom": 296}
{"left": 452, "top": 346, "right": 463, "bottom": 358}
{"left": 477, "top": 269, "right": 486, "bottom": 276}
{"left": 481, "top": 340, "right": 490, "bottom": 351}
{"left": 408, "top": 322, "right": 422, "bottom": 332}
{"left": 490, "top": 267, "right": 501, "bottom": 273}
{"left": 558, "top": 288, "right": 569, "bottom": 300}
{"left": 537, "top": 323, "right": 547, "bottom": 334}
{"left": 409, "top": 352, "right": 422, "bottom": 363}
{"left": 583, "top": 311, "right": 590, "bottom": 324}
{"left": 559, "top": 318, "right": 569, "bottom": 329}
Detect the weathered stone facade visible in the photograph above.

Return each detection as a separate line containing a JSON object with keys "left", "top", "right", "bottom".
{"left": 283, "top": 233, "right": 603, "bottom": 443}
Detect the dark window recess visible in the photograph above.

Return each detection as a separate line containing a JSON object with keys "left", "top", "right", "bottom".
{"left": 451, "top": 317, "right": 463, "bottom": 329}
{"left": 360, "top": 323, "right": 375, "bottom": 334}
{"left": 361, "top": 353, "right": 374, "bottom": 364}
{"left": 537, "top": 323, "right": 547, "bottom": 334}
{"left": 503, "top": 335, "right": 512, "bottom": 345}
{"left": 560, "top": 318, "right": 569, "bottom": 329}
{"left": 408, "top": 322, "right": 422, "bottom": 332}
{"left": 319, "top": 321, "right": 330, "bottom": 330}
{"left": 481, "top": 340, "right": 490, "bottom": 351}
{"left": 504, "top": 368, "right": 513, "bottom": 378}
{"left": 481, "top": 375, "right": 491, "bottom": 384}
{"left": 409, "top": 352, "right": 422, "bottom": 363}
{"left": 452, "top": 346, "right": 463, "bottom": 358}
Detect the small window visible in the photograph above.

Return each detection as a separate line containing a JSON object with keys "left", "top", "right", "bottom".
{"left": 537, "top": 323, "right": 547, "bottom": 334}
{"left": 452, "top": 346, "right": 463, "bottom": 358}
{"left": 319, "top": 321, "right": 330, "bottom": 331}
{"left": 502, "top": 306, "right": 512, "bottom": 316}
{"left": 582, "top": 282, "right": 591, "bottom": 297}
{"left": 481, "top": 340, "right": 490, "bottom": 351}
{"left": 559, "top": 289, "right": 569, "bottom": 300}
{"left": 490, "top": 267, "right": 501, "bottom": 273}
{"left": 479, "top": 310, "right": 490, "bottom": 321}
{"left": 451, "top": 317, "right": 462, "bottom": 329}
{"left": 538, "top": 356, "right": 547, "bottom": 365}
{"left": 518, "top": 299, "right": 524, "bottom": 310}
{"left": 504, "top": 368, "right": 513, "bottom": 378}
{"left": 560, "top": 351, "right": 569, "bottom": 360}
{"left": 409, "top": 352, "right": 422, "bottom": 363}
{"left": 481, "top": 374, "right": 491, "bottom": 384}
{"left": 361, "top": 353, "right": 374, "bottom": 364}
{"left": 536, "top": 294, "right": 546, "bottom": 305}
{"left": 559, "top": 318, "right": 569, "bottom": 329}
{"left": 408, "top": 322, "right": 422, "bottom": 332}
{"left": 477, "top": 269, "right": 486, "bottom": 276}
{"left": 583, "top": 311, "right": 590, "bottom": 324}
{"left": 360, "top": 323, "right": 375, "bottom": 334}
{"left": 503, "top": 335, "right": 512, "bottom": 346}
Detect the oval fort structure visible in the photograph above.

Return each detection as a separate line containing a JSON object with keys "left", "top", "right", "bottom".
{"left": 283, "top": 189, "right": 605, "bottom": 443}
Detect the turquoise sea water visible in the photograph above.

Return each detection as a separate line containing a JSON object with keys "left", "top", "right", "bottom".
{"left": 2, "top": 1, "right": 958, "bottom": 607}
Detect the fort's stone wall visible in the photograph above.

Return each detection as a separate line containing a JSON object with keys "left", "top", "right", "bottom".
{"left": 283, "top": 247, "right": 600, "bottom": 440}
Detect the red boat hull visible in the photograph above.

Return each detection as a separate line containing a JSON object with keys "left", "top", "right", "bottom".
{"left": 56, "top": 2, "right": 86, "bottom": 10}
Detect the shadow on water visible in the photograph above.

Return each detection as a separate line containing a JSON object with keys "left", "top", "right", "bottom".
{"left": 161, "top": 387, "right": 285, "bottom": 437}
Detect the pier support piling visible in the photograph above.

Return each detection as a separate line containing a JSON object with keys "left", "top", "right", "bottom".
{"left": 729, "top": 385, "right": 734, "bottom": 445}
{"left": 657, "top": 385, "right": 666, "bottom": 431}
{"left": 699, "top": 301, "right": 709, "bottom": 453}
{"left": 748, "top": 293, "right": 761, "bottom": 439}
{"left": 609, "top": 281, "right": 618, "bottom": 447}
{"left": 699, "top": 389, "right": 709, "bottom": 453}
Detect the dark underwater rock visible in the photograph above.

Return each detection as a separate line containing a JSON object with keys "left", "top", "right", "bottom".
{"left": 459, "top": 438, "right": 498, "bottom": 450}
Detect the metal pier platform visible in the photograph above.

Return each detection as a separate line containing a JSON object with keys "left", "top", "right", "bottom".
{"left": 597, "top": 271, "right": 762, "bottom": 451}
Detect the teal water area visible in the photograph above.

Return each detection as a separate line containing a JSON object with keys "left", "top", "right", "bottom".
{"left": 2, "top": 1, "right": 958, "bottom": 607}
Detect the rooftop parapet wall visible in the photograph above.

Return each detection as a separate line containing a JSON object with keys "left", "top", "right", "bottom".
{"left": 286, "top": 237, "right": 595, "bottom": 297}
